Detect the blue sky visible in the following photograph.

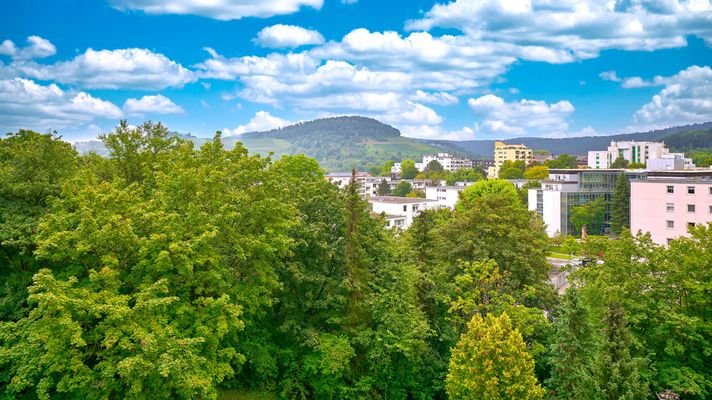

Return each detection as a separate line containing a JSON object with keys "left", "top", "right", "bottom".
{"left": 1, "top": 0, "right": 711, "bottom": 141}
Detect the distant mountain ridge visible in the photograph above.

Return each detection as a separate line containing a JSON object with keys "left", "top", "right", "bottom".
{"left": 72, "top": 118, "right": 712, "bottom": 170}
{"left": 431, "top": 122, "right": 712, "bottom": 156}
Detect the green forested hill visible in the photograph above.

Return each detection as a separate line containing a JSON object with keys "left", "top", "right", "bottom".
{"left": 72, "top": 118, "right": 712, "bottom": 170}
{"left": 229, "top": 116, "right": 444, "bottom": 171}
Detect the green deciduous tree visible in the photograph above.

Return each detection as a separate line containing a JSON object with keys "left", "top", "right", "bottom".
{"left": 610, "top": 174, "right": 630, "bottom": 235}
{"left": 446, "top": 167, "right": 483, "bottom": 185}
{"left": 400, "top": 159, "right": 418, "bottom": 179}
{"left": 393, "top": 181, "right": 413, "bottom": 197}
{"left": 446, "top": 313, "right": 545, "bottom": 400}
{"left": 524, "top": 165, "right": 549, "bottom": 180}
{"left": 545, "top": 154, "right": 578, "bottom": 169}
{"left": 570, "top": 197, "right": 607, "bottom": 234}
{"left": 610, "top": 156, "right": 629, "bottom": 169}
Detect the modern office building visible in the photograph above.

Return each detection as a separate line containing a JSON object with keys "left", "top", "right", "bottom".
{"left": 630, "top": 170, "right": 712, "bottom": 245}
{"left": 488, "top": 141, "right": 533, "bottom": 178}
{"left": 528, "top": 169, "right": 646, "bottom": 237}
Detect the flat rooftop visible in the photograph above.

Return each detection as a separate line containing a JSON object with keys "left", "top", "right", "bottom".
{"left": 368, "top": 196, "right": 438, "bottom": 204}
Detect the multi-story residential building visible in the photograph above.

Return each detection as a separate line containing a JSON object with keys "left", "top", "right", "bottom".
{"left": 418, "top": 153, "right": 473, "bottom": 172}
{"left": 528, "top": 169, "right": 646, "bottom": 237}
{"left": 630, "top": 170, "right": 712, "bottom": 245}
{"left": 488, "top": 141, "right": 533, "bottom": 178}
{"left": 368, "top": 196, "right": 438, "bottom": 229}
{"left": 425, "top": 185, "right": 466, "bottom": 209}
{"left": 326, "top": 171, "right": 371, "bottom": 197}
{"left": 587, "top": 140, "right": 693, "bottom": 170}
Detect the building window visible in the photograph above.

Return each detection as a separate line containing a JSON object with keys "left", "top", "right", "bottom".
{"left": 666, "top": 203, "right": 674, "bottom": 212}
{"left": 667, "top": 185, "right": 674, "bottom": 193}
{"left": 666, "top": 220, "right": 674, "bottom": 229}
{"left": 667, "top": 238, "right": 674, "bottom": 245}
{"left": 403, "top": 205, "right": 407, "bottom": 212}
{"left": 709, "top": 187, "right": 712, "bottom": 195}
{"left": 688, "top": 222, "right": 696, "bottom": 228}
{"left": 688, "top": 204, "right": 695, "bottom": 213}
{"left": 688, "top": 186, "right": 695, "bottom": 194}
{"left": 709, "top": 205, "right": 712, "bottom": 214}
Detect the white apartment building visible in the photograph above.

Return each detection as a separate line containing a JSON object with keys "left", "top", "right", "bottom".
{"left": 588, "top": 140, "right": 693, "bottom": 170}
{"left": 418, "top": 153, "right": 473, "bottom": 172}
{"left": 392, "top": 153, "right": 473, "bottom": 174}
{"left": 630, "top": 170, "right": 712, "bottom": 245}
{"left": 369, "top": 196, "right": 438, "bottom": 229}
{"left": 326, "top": 172, "right": 371, "bottom": 197}
{"left": 425, "top": 185, "right": 466, "bottom": 209}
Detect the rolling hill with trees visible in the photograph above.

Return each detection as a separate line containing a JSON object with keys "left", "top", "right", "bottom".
{"left": 71, "top": 118, "right": 712, "bottom": 171}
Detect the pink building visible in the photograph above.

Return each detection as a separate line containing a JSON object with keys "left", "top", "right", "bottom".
{"left": 631, "top": 170, "right": 712, "bottom": 245}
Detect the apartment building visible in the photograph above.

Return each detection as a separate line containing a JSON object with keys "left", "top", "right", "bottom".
{"left": 369, "top": 196, "right": 438, "bottom": 228}
{"left": 488, "top": 141, "right": 533, "bottom": 178}
{"left": 588, "top": 140, "right": 693, "bottom": 170}
{"left": 528, "top": 169, "right": 646, "bottom": 237}
{"left": 425, "top": 185, "right": 466, "bottom": 209}
{"left": 326, "top": 171, "right": 371, "bottom": 197}
{"left": 630, "top": 170, "right": 712, "bottom": 245}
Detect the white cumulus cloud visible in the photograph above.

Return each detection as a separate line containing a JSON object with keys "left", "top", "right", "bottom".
{"left": 406, "top": 0, "right": 711, "bottom": 62}
{"left": 633, "top": 65, "right": 712, "bottom": 128}
{"left": 223, "top": 111, "right": 292, "bottom": 136}
{"left": 108, "top": 0, "right": 323, "bottom": 20}
{"left": 13, "top": 48, "right": 195, "bottom": 89}
{"left": 254, "top": 24, "right": 325, "bottom": 48}
{"left": 123, "top": 94, "right": 184, "bottom": 115}
{"left": 468, "top": 94, "right": 575, "bottom": 137}
{"left": 0, "top": 36, "right": 56, "bottom": 60}
{"left": 0, "top": 78, "right": 122, "bottom": 132}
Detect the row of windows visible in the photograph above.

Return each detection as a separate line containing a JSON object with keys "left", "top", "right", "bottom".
{"left": 665, "top": 203, "right": 711, "bottom": 213}
{"left": 666, "top": 185, "right": 712, "bottom": 195}
{"left": 667, "top": 221, "right": 698, "bottom": 229}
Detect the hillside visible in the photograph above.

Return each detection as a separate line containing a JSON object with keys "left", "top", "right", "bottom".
{"left": 72, "top": 119, "right": 712, "bottom": 171}
{"left": 224, "top": 116, "right": 444, "bottom": 170}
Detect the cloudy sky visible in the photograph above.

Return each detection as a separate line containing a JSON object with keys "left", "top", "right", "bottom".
{"left": 1, "top": 0, "right": 711, "bottom": 141}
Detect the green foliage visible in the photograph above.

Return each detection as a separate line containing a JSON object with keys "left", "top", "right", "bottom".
{"left": 392, "top": 181, "right": 413, "bottom": 197}
{"left": 446, "top": 313, "right": 545, "bottom": 400}
{"left": 424, "top": 160, "right": 444, "bottom": 173}
{"left": 610, "top": 156, "right": 630, "bottom": 169}
{"left": 524, "top": 165, "right": 549, "bottom": 180}
{"left": 569, "top": 197, "right": 607, "bottom": 234}
{"left": 376, "top": 179, "right": 391, "bottom": 195}
{"left": 687, "top": 150, "right": 712, "bottom": 167}
{"left": 0, "top": 130, "right": 78, "bottom": 320}
{"left": 610, "top": 174, "right": 630, "bottom": 235}
{"left": 445, "top": 167, "right": 484, "bottom": 185}
{"left": 547, "top": 289, "right": 597, "bottom": 399}
{"left": 498, "top": 160, "right": 526, "bottom": 179}
{"left": 560, "top": 236, "right": 580, "bottom": 258}
{"left": 545, "top": 154, "right": 578, "bottom": 169}
{"left": 595, "top": 302, "right": 649, "bottom": 400}
{"left": 400, "top": 159, "right": 419, "bottom": 179}
{"left": 406, "top": 189, "right": 425, "bottom": 198}
{"left": 457, "top": 179, "right": 520, "bottom": 211}
{"left": 571, "top": 229, "right": 712, "bottom": 399}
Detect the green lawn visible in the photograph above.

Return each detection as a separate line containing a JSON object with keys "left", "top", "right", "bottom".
{"left": 549, "top": 252, "right": 574, "bottom": 260}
